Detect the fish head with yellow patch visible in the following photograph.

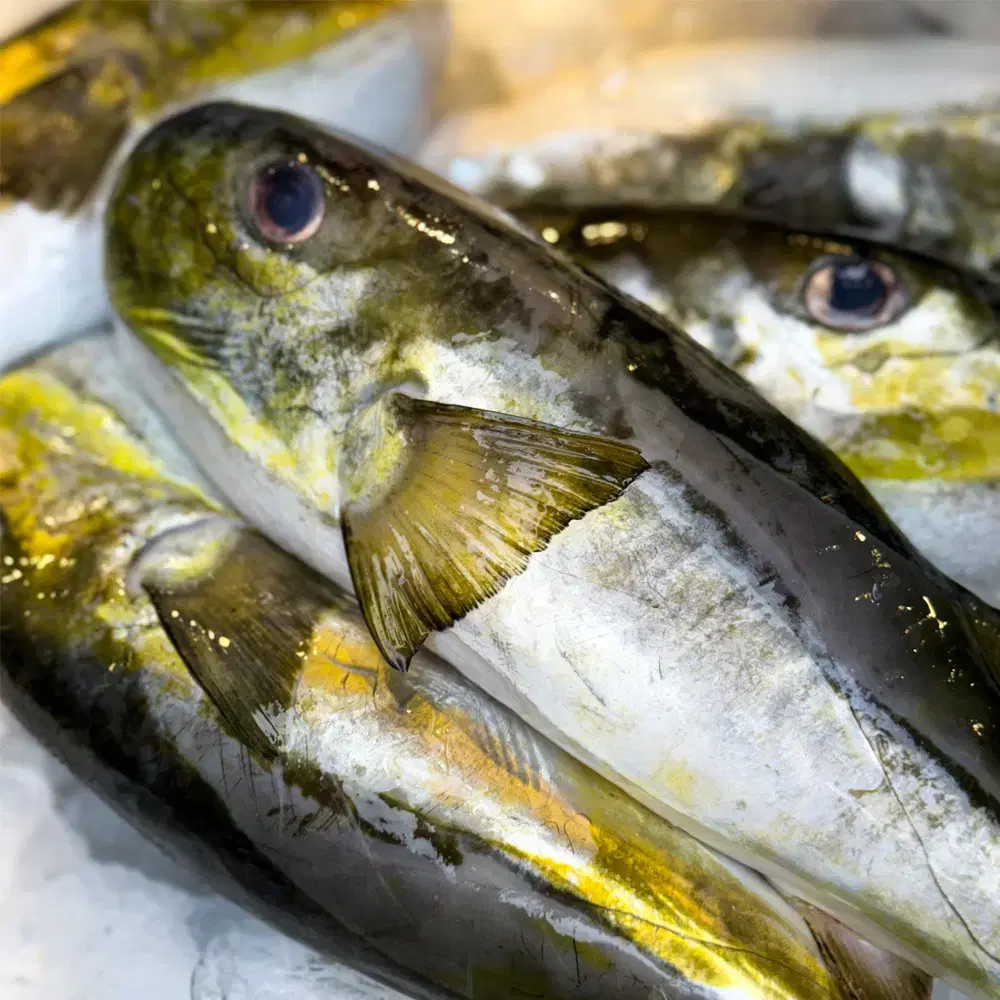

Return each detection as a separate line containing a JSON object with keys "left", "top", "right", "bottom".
{"left": 1, "top": 2, "right": 445, "bottom": 375}
{"left": 685, "top": 217, "right": 1000, "bottom": 484}
{"left": 531, "top": 205, "right": 1000, "bottom": 484}
{"left": 105, "top": 99, "right": 413, "bottom": 519}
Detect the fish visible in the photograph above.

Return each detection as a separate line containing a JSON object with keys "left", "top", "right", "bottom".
{"left": 506, "top": 203, "right": 1000, "bottom": 607}
{"left": 0, "top": 0, "right": 447, "bottom": 370}
{"left": 0, "top": 330, "right": 930, "bottom": 1000}
{"left": 435, "top": 99, "right": 1000, "bottom": 277}
{"left": 103, "top": 102, "right": 1000, "bottom": 998}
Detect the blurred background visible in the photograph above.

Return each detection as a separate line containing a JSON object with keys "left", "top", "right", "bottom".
{"left": 1, "top": 2, "right": 996, "bottom": 998}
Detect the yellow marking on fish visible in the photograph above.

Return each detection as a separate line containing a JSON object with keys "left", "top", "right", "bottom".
{"left": 922, "top": 596, "right": 949, "bottom": 635}
{"left": 836, "top": 408, "right": 1000, "bottom": 481}
{"left": 0, "top": 14, "right": 98, "bottom": 105}
{"left": 295, "top": 618, "right": 834, "bottom": 997}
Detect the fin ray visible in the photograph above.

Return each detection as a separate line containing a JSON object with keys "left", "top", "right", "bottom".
{"left": 343, "top": 395, "right": 648, "bottom": 671}
{"left": 136, "top": 519, "right": 349, "bottom": 761}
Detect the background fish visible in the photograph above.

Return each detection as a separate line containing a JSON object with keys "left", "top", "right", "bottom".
{"left": 509, "top": 204, "right": 1000, "bottom": 607}
{"left": 0, "top": 0, "right": 447, "bottom": 370}
{"left": 104, "top": 103, "right": 1000, "bottom": 999}
{"left": 430, "top": 100, "right": 1000, "bottom": 277}
{"left": 0, "top": 330, "right": 923, "bottom": 1000}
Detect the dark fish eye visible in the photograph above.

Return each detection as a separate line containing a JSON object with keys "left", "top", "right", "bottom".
{"left": 802, "top": 256, "right": 908, "bottom": 333}
{"left": 248, "top": 160, "right": 325, "bottom": 245}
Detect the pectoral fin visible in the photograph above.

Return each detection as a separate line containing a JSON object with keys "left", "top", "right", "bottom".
{"left": 134, "top": 518, "right": 350, "bottom": 761}
{"left": 795, "top": 902, "right": 933, "bottom": 1000}
{"left": 342, "top": 394, "right": 648, "bottom": 671}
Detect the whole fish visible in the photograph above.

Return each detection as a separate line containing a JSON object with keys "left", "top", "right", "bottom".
{"left": 436, "top": 100, "right": 1000, "bottom": 276}
{"left": 508, "top": 204, "right": 1000, "bottom": 607}
{"left": 0, "top": 0, "right": 446, "bottom": 369}
{"left": 104, "top": 103, "right": 1000, "bottom": 998}
{"left": 0, "top": 331, "right": 924, "bottom": 1000}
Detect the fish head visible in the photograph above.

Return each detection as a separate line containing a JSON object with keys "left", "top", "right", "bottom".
{"left": 534, "top": 206, "right": 1000, "bottom": 484}
{"left": 703, "top": 219, "right": 1000, "bottom": 483}
{"left": 105, "top": 100, "right": 438, "bottom": 524}
{"left": 1, "top": 2, "right": 446, "bottom": 374}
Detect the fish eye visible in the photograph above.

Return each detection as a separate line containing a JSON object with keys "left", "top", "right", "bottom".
{"left": 802, "top": 256, "right": 908, "bottom": 333}
{"left": 248, "top": 160, "right": 325, "bottom": 245}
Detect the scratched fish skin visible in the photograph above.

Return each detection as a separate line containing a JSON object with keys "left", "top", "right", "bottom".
{"left": 439, "top": 99, "right": 1000, "bottom": 276}
{"left": 104, "top": 103, "right": 1000, "bottom": 998}
{"left": 509, "top": 204, "right": 1000, "bottom": 607}
{"left": 0, "top": 0, "right": 446, "bottom": 370}
{"left": 0, "top": 332, "right": 900, "bottom": 1000}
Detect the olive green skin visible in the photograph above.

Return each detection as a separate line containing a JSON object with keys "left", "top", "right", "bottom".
{"left": 468, "top": 107, "right": 1000, "bottom": 278}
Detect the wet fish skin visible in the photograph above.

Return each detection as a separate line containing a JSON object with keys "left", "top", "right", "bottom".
{"left": 510, "top": 203, "right": 1000, "bottom": 604}
{"left": 0, "top": 333, "right": 888, "bottom": 1000}
{"left": 0, "top": 0, "right": 447, "bottom": 371}
{"left": 445, "top": 101, "right": 1000, "bottom": 276}
{"left": 104, "top": 103, "right": 1000, "bottom": 997}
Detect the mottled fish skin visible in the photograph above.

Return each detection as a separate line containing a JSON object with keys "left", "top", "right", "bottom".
{"left": 0, "top": 0, "right": 447, "bottom": 370}
{"left": 510, "top": 204, "right": 1000, "bottom": 607}
{"left": 0, "top": 331, "right": 888, "bottom": 1000}
{"left": 440, "top": 100, "right": 1000, "bottom": 276}
{"left": 104, "top": 104, "right": 1000, "bottom": 997}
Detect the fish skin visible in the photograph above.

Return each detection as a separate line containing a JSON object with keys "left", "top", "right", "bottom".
{"left": 0, "top": 0, "right": 447, "bottom": 372}
{"left": 0, "top": 331, "right": 884, "bottom": 1000}
{"left": 103, "top": 103, "right": 1000, "bottom": 997}
{"left": 508, "top": 203, "right": 1000, "bottom": 606}
{"left": 437, "top": 101, "right": 1000, "bottom": 276}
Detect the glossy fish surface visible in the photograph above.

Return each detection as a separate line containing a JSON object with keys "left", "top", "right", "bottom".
{"left": 512, "top": 204, "right": 1000, "bottom": 606}
{"left": 0, "top": 0, "right": 446, "bottom": 369}
{"left": 104, "top": 103, "right": 1000, "bottom": 997}
{"left": 439, "top": 100, "right": 1000, "bottom": 276}
{"left": 0, "top": 331, "right": 914, "bottom": 1000}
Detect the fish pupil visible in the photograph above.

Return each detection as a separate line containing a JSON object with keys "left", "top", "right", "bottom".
{"left": 264, "top": 165, "right": 321, "bottom": 233}
{"left": 829, "top": 261, "right": 886, "bottom": 317}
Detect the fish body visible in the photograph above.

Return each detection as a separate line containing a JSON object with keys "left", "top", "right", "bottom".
{"left": 104, "top": 104, "right": 1000, "bottom": 998}
{"left": 435, "top": 100, "right": 1000, "bottom": 276}
{"left": 0, "top": 331, "right": 912, "bottom": 1000}
{"left": 0, "top": 0, "right": 446, "bottom": 370}
{"left": 510, "top": 204, "right": 1000, "bottom": 606}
